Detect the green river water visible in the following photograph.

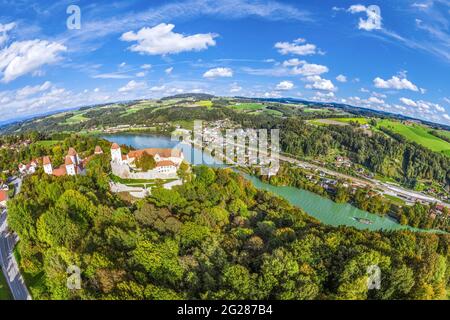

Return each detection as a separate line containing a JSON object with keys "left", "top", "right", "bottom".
{"left": 103, "top": 134, "right": 443, "bottom": 233}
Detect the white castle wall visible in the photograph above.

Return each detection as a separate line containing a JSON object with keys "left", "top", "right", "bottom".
{"left": 111, "top": 161, "right": 178, "bottom": 180}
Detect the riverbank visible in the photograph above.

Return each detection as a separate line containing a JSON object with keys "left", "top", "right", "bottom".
{"left": 101, "top": 133, "right": 446, "bottom": 233}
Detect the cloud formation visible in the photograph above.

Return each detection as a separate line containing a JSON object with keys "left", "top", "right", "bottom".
{"left": 275, "top": 80, "right": 294, "bottom": 91}
{"left": 120, "top": 23, "right": 217, "bottom": 55}
{"left": 275, "top": 38, "right": 319, "bottom": 56}
{"left": 0, "top": 39, "right": 66, "bottom": 83}
{"left": 203, "top": 67, "right": 233, "bottom": 78}
{"left": 348, "top": 4, "right": 382, "bottom": 31}
{"left": 373, "top": 75, "right": 419, "bottom": 91}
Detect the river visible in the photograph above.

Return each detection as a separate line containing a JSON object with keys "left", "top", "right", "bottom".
{"left": 101, "top": 133, "right": 442, "bottom": 233}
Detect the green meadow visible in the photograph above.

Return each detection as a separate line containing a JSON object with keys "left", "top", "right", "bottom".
{"left": 376, "top": 119, "right": 450, "bottom": 156}
{"left": 331, "top": 117, "right": 370, "bottom": 125}
{"left": 230, "top": 103, "right": 265, "bottom": 111}
{"left": 436, "top": 129, "right": 450, "bottom": 140}
{"left": 65, "top": 113, "right": 89, "bottom": 124}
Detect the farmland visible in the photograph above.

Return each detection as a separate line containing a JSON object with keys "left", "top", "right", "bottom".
{"left": 376, "top": 119, "right": 450, "bottom": 156}
{"left": 65, "top": 113, "right": 89, "bottom": 124}
{"left": 230, "top": 102, "right": 265, "bottom": 111}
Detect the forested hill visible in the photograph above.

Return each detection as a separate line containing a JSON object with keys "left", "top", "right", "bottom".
{"left": 7, "top": 164, "right": 450, "bottom": 300}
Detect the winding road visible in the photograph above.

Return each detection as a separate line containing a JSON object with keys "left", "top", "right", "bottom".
{"left": 0, "top": 176, "right": 31, "bottom": 300}
{"left": 0, "top": 209, "right": 31, "bottom": 300}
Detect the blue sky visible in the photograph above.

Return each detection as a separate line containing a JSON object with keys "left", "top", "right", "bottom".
{"left": 1, "top": 0, "right": 450, "bottom": 125}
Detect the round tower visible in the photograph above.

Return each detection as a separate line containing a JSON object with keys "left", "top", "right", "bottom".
{"left": 111, "top": 143, "right": 122, "bottom": 163}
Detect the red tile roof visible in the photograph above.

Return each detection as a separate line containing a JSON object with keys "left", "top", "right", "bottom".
{"left": 0, "top": 190, "right": 8, "bottom": 202}
{"left": 128, "top": 148, "right": 182, "bottom": 159}
{"left": 111, "top": 143, "right": 120, "bottom": 150}
{"left": 52, "top": 166, "right": 66, "bottom": 177}
{"left": 156, "top": 160, "right": 176, "bottom": 167}
{"left": 68, "top": 147, "right": 77, "bottom": 156}
{"left": 65, "top": 156, "right": 74, "bottom": 165}
{"left": 43, "top": 156, "right": 51, "bottom": 165}
{"left": 94, "top": 146, "right": 103, "bottom": 154}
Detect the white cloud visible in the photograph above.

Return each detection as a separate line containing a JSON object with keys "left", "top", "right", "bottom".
{"left": 0, "top": 22, "right": 16, "bottom": 46}
{"left": 336, "top": 74, "right": 347, "bottom": 83}
{"left": 165, "top": 67, "right": 174, "bottom": 74}
{"left": 264, "top": 91, "right": 281, "bottom": 98}
{"left": 373, "top": 75, "right": 419, "bottom": 91}
{"left": 347, "top": 4, "right": 382, "bottom": 31}
{"left": 368, "top": 96, "right": 384, "bottom": 104}
{"left": 141, "top": 64, "right": 152, "bottom": 69}
{"left": 119, "top": 62, "right": 126, "bottom": 68}
{"left": 348, "top": 4, "right": 367, "bottom": 13}
{"left": 0, "top": 40, "right": 66, "bottom": 83}
{"left": 304, "top": 75, "right": 336, "bottom": 92}
{"left": 411, "top": 3, "right": 429, "bottom": 9}
{"left": 136, "top": 71, "right": 146, "bottom": 77}
{"left": 275, "top": 80, "right": 294, "bottom": 91}
{"left": 443, "top": 114, "right": 450, "bottom": 121}
{"left": 203, "top": 67, "right": 233, "bottom": 78}
{"left": 289, "top": 60, "right": 329, "bottom": 76}
{"left": 230, "top": 83, "right": 242, "bottom": 93}
{"left": 118, "top": 80, "right": 147, "bottom": 92}
{"left": 16, "top": 81, "right": 52, "bottom": 97}
{"left": 150, "top": 85, "right": 166, "bottom": 92}
{"left": 120, "top": 23, "right": 217, "bottom": 55}
{"left": 275, "top": 38, "right": 319, "bottom": 56}
{"left": 282, "top": 58, "right": 302, "bottom": 67}
{"left": 400, "top": 97, "right": 417, "bottom": 107}
{"left": 92, "top": 73, "right": 132, "bottom": 79}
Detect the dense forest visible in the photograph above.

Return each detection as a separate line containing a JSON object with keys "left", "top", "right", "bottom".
{"left": 0, "top": 133, "right": 113, "bottom": 175}
{"left": 7, "top": 162, "right": 450, "bottom": 300}
{"left": 278, "top": 118, "right": 450, "bottom": 189}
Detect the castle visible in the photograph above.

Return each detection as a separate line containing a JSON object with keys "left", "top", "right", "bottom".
{"left": 110, "top": 143, "right": 183, "bottom": 175}
{"left": 42, "top": 146, "right": 103, "bottom": 177}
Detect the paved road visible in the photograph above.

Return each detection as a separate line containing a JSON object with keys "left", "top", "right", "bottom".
{"left": 0, "top": 209, "right": 31, "bottom": 300}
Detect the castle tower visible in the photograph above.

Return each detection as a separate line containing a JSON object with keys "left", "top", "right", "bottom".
{"left": 65, "top": 156, "right": 76, "bottom": 176}
{"left": 111, "top": 143, "right": 122, "bottom": 163}
{"left": 68, "top": 148, "right": 78, "bottom": 165}
{"left": 94, "top": 146, "right": 103, "bottom": 155}
{"left": 43, "top": 156, "right": 53, "bottom": 175}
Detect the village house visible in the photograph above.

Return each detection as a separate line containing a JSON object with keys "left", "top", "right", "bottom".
{"left": 43, "top": 146, "right": 103, "bottom": 177}
{"left": 18, "top": 159, "right": 39, "bottom": 175}
{"left": 0, "top": 190, "right": 8, "bottom": 208}
{"left": 110, "top": 143, "right": 183, "bottom": 175}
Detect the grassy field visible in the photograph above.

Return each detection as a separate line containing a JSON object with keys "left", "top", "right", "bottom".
{"left": 303, "top": 108, "right": 331, "bottom": 113}
{"left": 331, "top": 117, "right": 370, "bottom": 125}
{"left": 230, "top": 103, "right": 265, "bottom": 111}
{"left": 310, "top": 119, "right": 351, "bottom": 126}
{"left": 376, "top": 119, "right": 450, "bottom": 156}
{"left": 65, "top": 113, "right": 89, "bottom": 124}
{"left": 309, "top": 117, "right": 370, "bottom": 127}
{"left": 436, "top": 129, "right": 450, "bottom": 140}
{"left": 0, "top": 271, "right": 12, "bottom": 300}
{"left": 122, "top": 103, "right": 155, "bottom": 115}
{"left": 196, "top": 100, "right": 213, "bottom": 108}
{"left": 33, "top": 140, "right": 61, "bottom": 147}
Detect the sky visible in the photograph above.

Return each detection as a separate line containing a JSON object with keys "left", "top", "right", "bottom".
{"left": 1, "top": 0, "right": 450, "bottom": 125}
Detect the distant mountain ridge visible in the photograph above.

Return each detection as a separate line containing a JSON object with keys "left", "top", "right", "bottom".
{"left": 1, "top": 93, "right": 449, "bottom": 132}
